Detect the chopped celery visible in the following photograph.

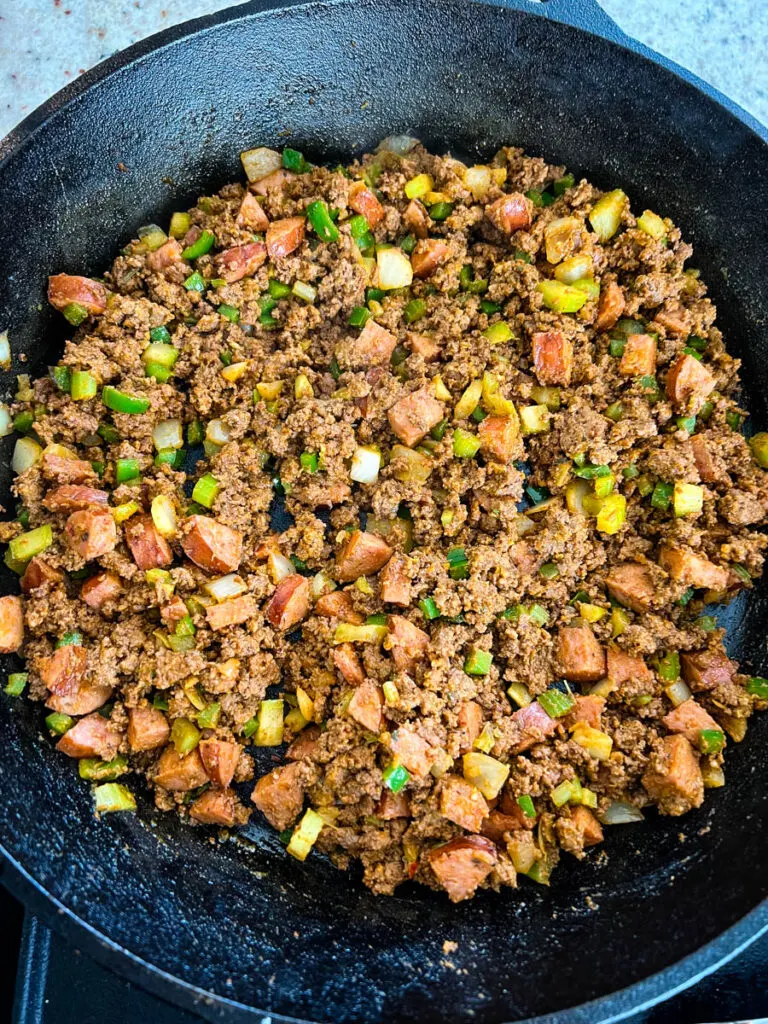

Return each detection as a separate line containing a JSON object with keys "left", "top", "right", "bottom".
{"left": 286, "top": 808, "right": 325, "bottom": 861}
{"left": 192, "top": 473, "right": 220, "bottom": 508}
{"left": 171, "top": 717, "right": 200, "bottom": 755}
{"left": 419, "top": 597, "right": 440, "bottom": 621}
{"left": 453, "top": 428, "right": 481, "bottom": 458}
{"left": 94, "top": 783, "right": 136, "bottom": 813}
{"left": 79, "top": 754, "right": 129, "bottom": 781}
{"left": 254, "top": 699, "right": 284, "bottom": 746}
{"left": 589, "top": 189, "right": 626, "bottom": 241}
{"left": 9, "top": 524, "right": 53, "bottom": 563}
{"left": 45, "top": 712, "right": 74, "bottom": 735}
{"left": 673, "top": 482, "right": 703, "bottom": 517}
{"left": 464, "top": 648, "right": 493, "bottom": 675}
{"left": 537, "top": 689, "right": 575, "bottom": 718}
{"left": 4, "top": 672, "right": 27, "bottom": 696}
{"left": 537, "top": 280, "right": 588, "bottom": 313}
{"left": 70, "top": 370, "right": 98, "bottom": 401}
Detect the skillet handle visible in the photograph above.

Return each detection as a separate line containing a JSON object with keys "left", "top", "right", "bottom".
{"left": 489, "top": 0, "right": 631, "bottom": 42}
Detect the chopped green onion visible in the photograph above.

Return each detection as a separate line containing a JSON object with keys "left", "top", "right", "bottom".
{"left": 300, "top": 451, "right": 319, "bottom": 473}
{"left": 102, "top": 386, "right": 150, "bottom": 415}
{"left": 348, "top": 306, "right": 371, "bottom": 327}
{"left": 306, "top": 200, "right": 340, "bottom": 243}
{"left": 651, "top": 481, "right": 673, "bottom": 511}
{"left": 447, "top": 546, "right": 469, "bottom": 580}
{"left": 50, "top": 365, "right": 72, "bottom": 392}
{"left": 94, "top": 782, "right": 136, "bottom": 813}
{"left": 537, "top": 688, "right": 575, "bottom": 718}
{"left": 382, "top": 762, "right": 410, "bottom": 793}
{"left": 45, "top": 711, "right": 74, "bottom": 735}
{"left": 218, "top": 304, "right": 240, "bottom": 323}
{"left": 404, "top": 299, "right": 427, "bottom": 324}
{"left": 746, "top": 677, "right": 768, "bottom": 699}
{"left": 419, "top": 597, "right": 440, "bottom": 621}
{"left": 115, "top": 457, "right": 140, "bottom": 483}
{"left": 732, "top": 564, "right": 751, "bottom": 584}
{"left": 464, "top": 648, "right": 493, "bottom": 676}
{"left": 4, "top": 672, "right": 27, "bottom": 696}
{"left": 517, "top": 794, "right": 537, "bottom": 818}
{"left": 191, "top": 473, "right": 220, "bottom": 508}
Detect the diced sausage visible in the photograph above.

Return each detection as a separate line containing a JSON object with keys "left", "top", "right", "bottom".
{"left": 481, "top": 810, "right": 524, "bottom": 844}
{"left": 314, "top": 590, "right": 364, "bottom": 623}
{"left": 190, "top": 788, "right": 237, "bottom": 826}
{"left": 56, "top": 712, "right": 119, "bottom": 760}
{"left": 387, "top": 387, "right": 444, "bottom": 447}
{"left": 21, "top": 557, "right": 63, "bottom": 595}
{"left": 486, "top": 193, "right": 533, "bottom": 234}
{"left": 594, "top": 281, "right": 625, "bottom": 331}
{"left": 389, "top": 726, "right": 434, "bottom": 776}
{"left": 153, "top": 746, "right": 209, "bottom": 792}
{"left": 558, "top": 625, "right": 606, "bottom": 682}
{"left": 252, "top": 169, "right": 295, "bottom": 195}
{"left": 478, "top": 415, "right": 520, "bottom": 464}
{"left": 531, "top": 331, "right": 573, "bottom": 386}
{"left": 407, "top": 331, "right": 441, "bottom": 361}
{"left": 206, "top": 594, "right": 258, "bottom": 631}
{"left": 642, "top": 734, "right": 704, "bottom": 816}
{"left": 411, "top": 239, "right": 449, "bottom": 278}
{"left": 199, "top": 739, "right": 241, "bottom": 789}
{"left": 375, "top": 789, "right": 410, "bottom": 819}
{"left": 565, "top": 694, "right": 605, "bottom": 730}
{"left": 619, "top": 334, "right": 657, "bottom": 376}
{"left": 681, "top": 650, "right": 737, "bottom": 692}
{"left": 658, "top": 545, "right": 729, "bottom": 591}
{"left": 251, "top": 762, "right": 304, "bottom": 830}
{"left": 380, "top": 554, "right": 412, "bottom": 606}
{"left": 606, "top": 647, "right": 653, "bottom": 686}
{"left": 43, "top": 485, "right": 109, "bottom": 512}
{"left": 237, "top": 191, "right": 270, "bottom": 231}
{"left": 665, "top": 353, "right": 715, "bottom": 412}
{"left": 653, "top": 301, "right": 692, "bottom": 336}
{"left": 568, "top": 805, "right": 604, "bottom": 848}
{"left": 286, "top": 725, "right": 320, "bottom": 761}
{"left": 81, "top": 571, "right": 122, "bottom": 610}
{"left": 46, "top": 678, "right": 112, "bottom": 716}
{"left": 265, "top": 574, "right": 310, "bottom": 630}
{"left": 662, "top": 699, "right": 720, "bottom": 743}
{"left": 147, "top": 239, "right": 183, "bottom": 272}
{"left": 507, "top": 701, "right": 558, "bottom": 754}
{"left": 605, "top": 562, "right": 655, "bottom": 613}
{"left": 65, "top": 508, "right": 117, "bottom": 561}
{"left": 124, "top": 515, "right": 172, "bottom": 570}
{"left": 215, "top": 242, "right": 267, "bottom": 283}
{"left": 335, "top": 530, "right": 392, "bottom": 582}
{"left": 182, "top": 515, "right": 243, "bottom": 573}
{"left": 266, "top": 216, "right": 306, "bottom": 259}
{"left": 39, "top": 644, "right": 88, "bottom": 694}
{"left": 47, "top": 274, "right": 107, "bottom": 315}
{"left": 347, "top": 680, "right": 384, "bottom": 733}
{"left": 440, "top": 775, "right": 489, "bottom": 832}
{"left": 403, "top": 199, "right": 430, "bottom": 238}
{"left": 349, "top": 181, "right": 384, "bottom": 227}
{"left": 387, "top": 614, "right": 429, "bottom": 672}
{"left": 127, "top": 706, "right": 170, "bottom": 752}
{"left": 690, "top": 435, "right": 724, "bottom": 484}
{"left": 457, "top": 700, "right": 484, "bottom": 753}
{"left": 339, "top": 319, "right": 397, "bottom": 369}
{"left": 160, "top": 595, "right": 189, "bottom": 626}
{"left": 428, "top": 835, "right": 498, "bottom": 902}
{"left": 41, "top": 452, "right": 97, "bottom": 484}
{"left": 333, "top": 643, "right": 365, "bottom": 686}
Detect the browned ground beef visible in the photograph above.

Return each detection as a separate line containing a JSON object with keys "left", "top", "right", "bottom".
{"left": 2, "top": 139, "right": 767, "bottom": 902}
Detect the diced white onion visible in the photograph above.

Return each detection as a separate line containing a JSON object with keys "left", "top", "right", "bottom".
{"left": 376, "top": 135, "right": 419, "bottom": 155}
{"left": 152, "top": 418, "right": 183, "bottom": 451}
{"left": 240, "top": 147, "right": 282, "bottom": 183}
{"left": 464, "top": 165, "right": 493, "bottom": 199}
{"left": 268, "top": 551, "right": 294, "bottom": 583}
{"left": 0, "top": 403, "right": 12, "bottom": 437}
{"left": 515, "top": 516, "right": 536, "bottom": 537}
{"left": 0, "top": 331, "right": 10, "bottom": 369}
{"left": 206, "top": 418, "right": 232, "bottom": 446}
{"left": 12, "top": 436, "right": 42, "bottom": 474}
{"left": 150, "top": 495, "right": 177, "bottom": 538}
{"left": 292, "top": 281, "right": 316, "bottom": 304}
{"left": 204, "top": 573, "right": 248, "bottom": 602}
{"left": 599, "top": 800, "right": 645, "bottom": 825}
{"left": 350, "top": 446, "right": 381, "bottom": 484}
{"left": 311, "top": 570, "right": 336, "bottom": 598}
{"left": 665, "top": 680, "right": 692, "bottom": 707}
{"left": 376, "top": 248, "right": 413, "bottom": 290}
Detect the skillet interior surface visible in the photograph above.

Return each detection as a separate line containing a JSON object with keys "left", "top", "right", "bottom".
{"left": 0, "top": 1, "right": 767, "bottom": 1021}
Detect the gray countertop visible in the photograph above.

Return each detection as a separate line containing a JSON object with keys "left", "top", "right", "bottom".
{"left": 0, "top": 0, "right": 765, "bottom": 139}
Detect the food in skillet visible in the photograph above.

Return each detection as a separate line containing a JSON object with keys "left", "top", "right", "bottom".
{"left": 2, "top": 137, "right": 767, "bottom": 902}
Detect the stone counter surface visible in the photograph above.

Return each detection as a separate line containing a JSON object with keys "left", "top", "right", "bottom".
{"left": 0, "top": 0, "right": 765, "bottom": 139}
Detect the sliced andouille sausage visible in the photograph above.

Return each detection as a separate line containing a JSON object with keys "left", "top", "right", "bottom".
{"left": 215, "top": 241, "right": 267, "bottom": 283}
{"left": 389, "top": 726, "right": 434, "bottom": 776}
{"left": 347, "top": 680, "right": 384, "bottom": 733}
{"left": 237, "top": 191, "right": 270, "bottom": 231}
{"left": 41, "top": 452, "right": 97, "bottom": 484}
{"left": 339, "top": 319, "right": 397, "bottom": 369}
{"left": 81, "top": 571, "right": 122, "bottom": 610}
{"left": 558, "top": 624, "right": 606, "bottom": 682}
{"left": 411, "top": 239, "right": 450, "bottom": 279}
{"left": 127, "top": 706, "right": 170, "bottom": 752}
{"left": 478, "top": 415, "right": 519, "bottom": 464}
{"left": 190, "top": 788, "right": 237, "bottom": 826}
{"left": 642, "top": 734, "right": 704, "bottom": 816}
{"left": 407, "top": 331, "right": 441, "bottom": 361}
{"left": 265, "top": 574, "right": 310, "bottom": 630}
{"left": 654, "top": 301, "right": 692, "bottom": 336}
{"left": 39, "top": 644, "right": 88, "bottom": 694}
{"left": 349, "top": 180, "right": 385, "bottom": 227}
{"left": 125, "top": 515, "right": 173, "bottom": 570}
{"left": 314, "top": 590, "right": 365, "bottom": 623}
{"left": 428, "top": 835, "right": 498, "bottom": 903}
{"left": 387, "top": 614, "right": 429, "bottom": 672}
{"left": 379, "top": 554, "right": 412, "bottom": 606}
{"left": 147, "top": 238, "right": 183, "bottom": 272}
{"left": 160, "top": 595, "right": 189, "bottom": 626}
{"left": 507, "top": 701, "right": 558, "bottom": 754}
{"left": 266, "top": 216, "right": 306, "bottom": 259}
{"left": 48, "top": 274, "right": 107, "bottom": 315}
{"left": 56, "top": 712, "right": 119, "bottom": 760}
{"left": 251, "top": 762, "right": 305, "bottom": 831}
{"left": 375, "top": 789, "right": 410, "bottom": 819}
{"left": 458, "top": 700, "right": 484, "bottom": 754}
{"left": 46, "top": 678, "right": 112, "bottom": 716}
{"left": 387, "top": 387, "right": 444, "bottom": 447}
{"left": 335, "top": 530, "right": 392, "bottom": 582}
{"left": 565, "top": 694, "right": 605, "bottom": 730}
{"left": 403, "top": 199, "right": 430, "bottom": 238}
{"left": 206, "top": 594, "right": 259, "bottom": 631}
{"left": 568, "top": 805, "right": 604, "bottom": 848}
{"left": 665, "top": 353, "right": 715, "bottom": 412}
{"left": 21, "top": 557, "right": 63, "bottom": 595}
{"left": 531, "top": 331, "right": 573, "bottom": 386}
{"left": 606, "top": 647, "right": 654, "bottom": 686}
{"left": 286, "top": 724, "right": 321, "bottom": 761}
{"left": 681, "top": 650, "right": 737, "bottom": 692}
{"left": 181, "top": 515, "right": 243, "bottom": 574}
{"left": 658, "top": 544, "right": 729, "bottom": 591}
{"left": 594, "top": 281, "right": 625, "bottom": 331}
{"left": 252, "top": 168, "right": 296, "bottom": 195}
{"left": 333, "top": 643, "right": 365, "bottom": 686}
{"left": 619, "top": 334, "right": 657, "bottom": 377}
{"left": 481, "top": 810, "right": 524, "bottom": 843}
{"left": 690, "top": 434, "right": 723, "bottom": 483}
{"left": 605, "top": 561, "right": 655, "bottom": 613}
{"left": 0, "top": 595, "right": 23, "bottom": 654}
{"left": 662, "top": 699, "right": 720, "bottom": 743}
{"left": 43, "top": 485, "right": 109, "bottom": 512}
{"left": 65, "top": 508, "right": 117, "bottom": 561}
{"left": 440, "top": 775, "right": 489, "bottom": 832}
{"left": 199, "top": 738, "right": 241, "bottom": 789}
{"left": 485, "top": 193, "right": 533, "bottom": 234}
{"left": 153, "top": 746, "right": 209, "bottom": 792}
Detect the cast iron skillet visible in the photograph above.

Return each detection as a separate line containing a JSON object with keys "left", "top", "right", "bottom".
{"left": 1, "top": 0, "right": 767, "bottom": 1021}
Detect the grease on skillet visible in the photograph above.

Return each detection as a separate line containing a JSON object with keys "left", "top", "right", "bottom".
{"left": 1, "top": 137, "right": 767, "bottom": 902}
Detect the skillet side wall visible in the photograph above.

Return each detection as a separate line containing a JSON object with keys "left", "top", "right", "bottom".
{"left": 0, "top": 2, "right": 767, "bottom": 1022}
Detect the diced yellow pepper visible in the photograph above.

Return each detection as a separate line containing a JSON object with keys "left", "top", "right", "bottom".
{"left": 589, "top": 189, "right": 627, "bottom": 241}
{"left": 256, "top": 381, "right": 283, "bottom": 401}
{"left": 482, "top": 372, "right": 517, "bottom": 417}
{"left": 221, "top": 360, "right": 249, "bottom": 382}
{"left": 537, "top": 280, "right": 588, "bottom": 313}
{"left": 462, "top": 752, "right": 509, "bottom": 799}
{"left": 333, "top": 623, "right": 388, "bottom": 644}
{"left": 404, "top": 173, "right": 433, "bottom": 199}
{"left": 519, "top": 404, "right": 551, "bottom": 435}
{"left": 596, "top": 493, "right": 626, "bottom": 534}
{"left": 432, "top": 375, "right": 452, "bottom": 402}
{"left": 673, "top": 482, "right": 703, "bottom": 517}
{"left": 286, "top": 808, "right": 325, "bottom": 861}
{"left": 254, "top": 699, "right": 284, "bottom": 746}
{"left": 637, "top": 210, "right": 666, "bottom": 239}
{"left": 578, "top": 602, "right": 607, "bottom": 623}
{"left": 296, "top": 686, "right": 314, "bottom": 722}
{"left": 611, "top": 606, "right": 631, "bottom": 637}
{"left": 454, "top": 378, "right": 483, "bottom": 419}
{"left": 570, "top": 722, "right": 613, "bottom": 761}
